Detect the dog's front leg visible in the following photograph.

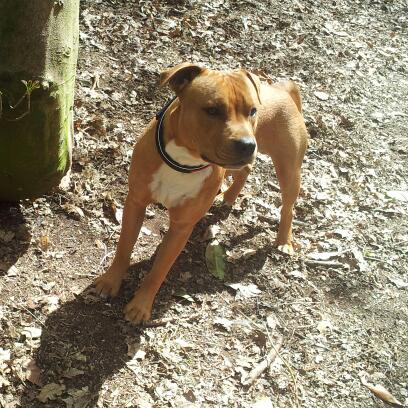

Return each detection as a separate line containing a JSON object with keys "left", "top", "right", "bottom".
{"left": 222, "top": 165, "right": 252, "bottom": 206}
{"left": 95, "top": 193, "right": 147, "bottom": 297}
{"left": 124, "top": 220, "right": 194, "bottom": 324}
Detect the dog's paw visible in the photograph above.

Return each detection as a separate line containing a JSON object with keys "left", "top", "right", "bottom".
{"left": 277, "top": 243, "right": 295, "bottom": 256}
{"left": 94, "top": 273, "right": 123, "bottom": 298}
{"left": 220, "top": 192, "right": 236, "bottom": 207}
{"left": 124, "top": 290, "right": 154, "bottom": 324}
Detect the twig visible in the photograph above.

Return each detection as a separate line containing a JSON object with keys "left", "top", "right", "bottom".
{"left": 241, "top": 334, "right": 283, "bottom": 386}
{"left": 267, "top": 328, "right": 301, "bottom": 408}
{"left": 304, "top": 259, "right": 345, "bottom": 268}
{"left": 18, "top": 304, "right": 46, "bottom": 327}
{"left": 99, "top": 249, "right": 114, "bottom": 267}
{"left": 235, "top": 309, "right": 301, "bottom": 408}
{"left": 96, "top": 246, "right": 114, "bottom": 274}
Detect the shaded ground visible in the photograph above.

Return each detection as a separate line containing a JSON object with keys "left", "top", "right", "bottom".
{"left": 1, "top": 0, "right": 407, "bottom": 407}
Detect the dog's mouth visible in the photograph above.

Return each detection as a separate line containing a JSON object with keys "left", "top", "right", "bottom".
{"left": 201, "top": 155, "right": 252, "bottom": 170}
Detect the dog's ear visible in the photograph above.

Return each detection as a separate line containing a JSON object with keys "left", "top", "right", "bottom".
{"left": 245, "top": 71, "right": 262, "bottom": 104}
{"left": 160, "top": 63, "right": 204, "bottom": 94}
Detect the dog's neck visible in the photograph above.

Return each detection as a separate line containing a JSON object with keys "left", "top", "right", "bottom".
{"left": 157, "top": 100, "right": 210, "bottom": 172}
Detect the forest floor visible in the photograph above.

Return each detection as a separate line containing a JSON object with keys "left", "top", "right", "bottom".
{"left": 1, "top": 0, "right": 407, "bottom": 407}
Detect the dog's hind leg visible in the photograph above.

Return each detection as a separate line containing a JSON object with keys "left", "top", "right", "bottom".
{"left": 273, "top": 164, "right": 302, "bottom": 255}
{"left": 258, "top": 127, "right": 306, "bottom": 255}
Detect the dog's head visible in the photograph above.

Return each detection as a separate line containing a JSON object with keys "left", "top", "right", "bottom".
{"left": 160, "top": 63, "right": 261, "bottom": 170}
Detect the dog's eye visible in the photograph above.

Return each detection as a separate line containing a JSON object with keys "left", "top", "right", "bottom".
{"left": 204, "top": 106, "right": 221, "bottom": 116}
{"left": 249, "top": 107, "right": 257, "bottom": 117}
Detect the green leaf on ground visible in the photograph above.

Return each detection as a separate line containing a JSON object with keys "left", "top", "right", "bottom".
{"left": 205, "top": 240, "right": 226, "bottom": 280}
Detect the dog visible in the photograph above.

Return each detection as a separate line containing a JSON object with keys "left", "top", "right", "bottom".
{"left": 94, "top": 63, "right": 308, "bottom": 324}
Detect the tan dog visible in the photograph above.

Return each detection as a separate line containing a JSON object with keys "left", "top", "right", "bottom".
{"left": 94, "top": 63, "right": 308, "bottom": 324}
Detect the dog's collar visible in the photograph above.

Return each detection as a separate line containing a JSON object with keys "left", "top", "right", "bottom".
{"left": 155, "top": 97, "right": 211, "bottom": 174}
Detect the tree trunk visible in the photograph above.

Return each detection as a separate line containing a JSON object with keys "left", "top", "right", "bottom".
{"left": 0, "top": 0, "right": 79, "bottom": 201}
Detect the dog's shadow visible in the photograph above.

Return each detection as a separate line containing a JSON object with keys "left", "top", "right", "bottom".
{"left": 23, "top": 278, "right": 146, "bottom": 406}
{"left": 0, "top": 202, "right": 31, "bottom": 276}
{"left": 24, "top": 207, "right": 272, "bottom": 406}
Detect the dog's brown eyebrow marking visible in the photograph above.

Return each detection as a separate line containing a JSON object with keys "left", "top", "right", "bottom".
{"left": 222, "top": 75, "right": 256, "bottom": 117}
{"left": 203, "top": 98, "right": 227, "bottom": 109}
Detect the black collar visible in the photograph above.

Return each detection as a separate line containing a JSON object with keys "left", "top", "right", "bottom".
{"left": 155, "top": 97, "right": 211, "bottom": 174}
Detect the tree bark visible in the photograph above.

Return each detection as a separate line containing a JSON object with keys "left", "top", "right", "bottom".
{"left": 0, "top": 0, "right": 79, "bottom": 201}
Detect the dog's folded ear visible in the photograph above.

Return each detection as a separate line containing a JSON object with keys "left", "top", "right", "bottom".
{"left": 245, "top": 71, "right": 262, "bottom": 104}
{"left": 160, "top": 63, "right": 204, "bottom": 94}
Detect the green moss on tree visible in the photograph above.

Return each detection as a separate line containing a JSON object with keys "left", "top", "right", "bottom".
{"left": 0, "top": 0, "right": 79, "bottom": 200}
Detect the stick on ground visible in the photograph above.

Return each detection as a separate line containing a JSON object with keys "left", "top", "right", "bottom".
{"left": 242, "top": 334, "right": 284, "bottom": 387}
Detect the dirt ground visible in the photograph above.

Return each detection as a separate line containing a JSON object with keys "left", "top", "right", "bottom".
{"left": 1, "top": 0, "right": 407, "bottom": 407}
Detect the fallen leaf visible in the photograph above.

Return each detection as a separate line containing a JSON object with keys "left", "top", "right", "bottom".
{"left": 40, "top": 295, "right": 60, "bottom": 313}
{"left": 145, "top": 208, "right": 155, "bottom": 218}
{"left": 289, "top": 270, "right": 306, "bottom": 280}
{"left": 201, "top": 224, "right": 221, "bottom": 241}
{"left": 252, "top": 396, "right": 273, "bottom": 408}
{"left": 26, "top": 359, "right": 42, "bottom": 386}
{"left": 114, "top": 208, "right": 123, "bottom": 224}
{"left": 175, "top": 338, "right": 194, "bottom": 349}
{"left": 94, "top": 239, "right": 105, "bottom": 250}
{"left": 26, "top": 298, "right": 38, "bottom": 310}
{"left": 63, "top": 386, "right": 91, "bottom": 408}
{"left": 174, "top": 289, "right": 195, "bottom": 303}
{"left": 351, "top": 248, "right": 369, "bottom": 272}
{"left": 225, "top": 282, "right": 261, "bottom": 299}
{"left": 314, "top": 91, "right": 329, "bottom": 101}
{"left": 102, "top": 196, "right": 122, "bottom": 224}
{"left": 62, "top": 367, "right": 85, "bottom": 379}
{"left": 0, "top": 348, "right": 11, "bottom": 362}
{"left": 0, "top": 229, "right": 15, "bottom": 243}
{"left": 6, "top": 265, "right": 19, "bottom": 277}
{"left": 37, "top": 383, "right": 66, "bottom": 402}
{"left": 73, "top": 352, "right": 87, "bottom": 362}
{"left": 386, "top": 190, "right": 408, "bottom": 202}
{"left": 183, "top": 389, "right": 197, "bottom": 403}
{"left": 21, "top": 327, "right": 42, "bottom": 339}
{"left": 141, "top": 226, "right": 152, "bottom": 236}
{"left": 334, "top": 228, "right": 354, "bottom": 240}
{"left": 266, "top": 314, "right": 278, "bottom": 330}
{"left": 308, "top": 251, "right": 342, "bottom": 261}
{"left": 317, "top": 319, "right": 333, "bottom": 334}
{"left": 40, "top": 281, "right": 57, "bottom": 292}
{"left": 178, "top": 271, "right": 192, "bottom": 282}
{"left": 67, "top": 386, "right": 90, "bottom": 398}
{"left": 127, "top": 358, "right": 143, "bottom": 375}
{"left": 38, "top": 234, "right": 51, "bottom": 251}
{"left": 371, "top": 111, "right": 384, "bottom": 122}
{"left": 61, "top": 203, "right": 84, "bottom": 219}
{"left": 241, "top": 248, "right": 257, "bottom": 258}
{"left": 214, "top": 317, "right": 234, "bottom": 331}
{"left": 388, "top": 277, "right": 408, "bottom": 289}
{"left": 0, "top": 374, "right": 10, "bottom": 387}
{"left": 251, "top": 330, "right": 267, "bottom": 349}
{"left": 360, "top": 377, "right": 403, "bottom": 407}
{"left": 205, "top": 240, "right": 226, "bottom": 280}
{"left": 59, "top": 172, "right": 71, "bottom": 191}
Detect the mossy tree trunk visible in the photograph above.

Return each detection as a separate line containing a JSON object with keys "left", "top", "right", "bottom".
{"left": 0, "top": 0, "right": 79, "bottom": 201}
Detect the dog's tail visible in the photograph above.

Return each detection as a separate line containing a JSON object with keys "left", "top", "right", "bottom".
{"left": 277, "top": 81, "right": 303, "bottom": 114}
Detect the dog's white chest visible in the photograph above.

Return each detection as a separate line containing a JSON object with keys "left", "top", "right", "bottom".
{"left": 149, "top": 141, "right": 212, "bottom": 208}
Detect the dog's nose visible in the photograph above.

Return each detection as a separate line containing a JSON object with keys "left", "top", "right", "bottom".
{"left": 233, "top": 137, "right": 256, "bottom": 157}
